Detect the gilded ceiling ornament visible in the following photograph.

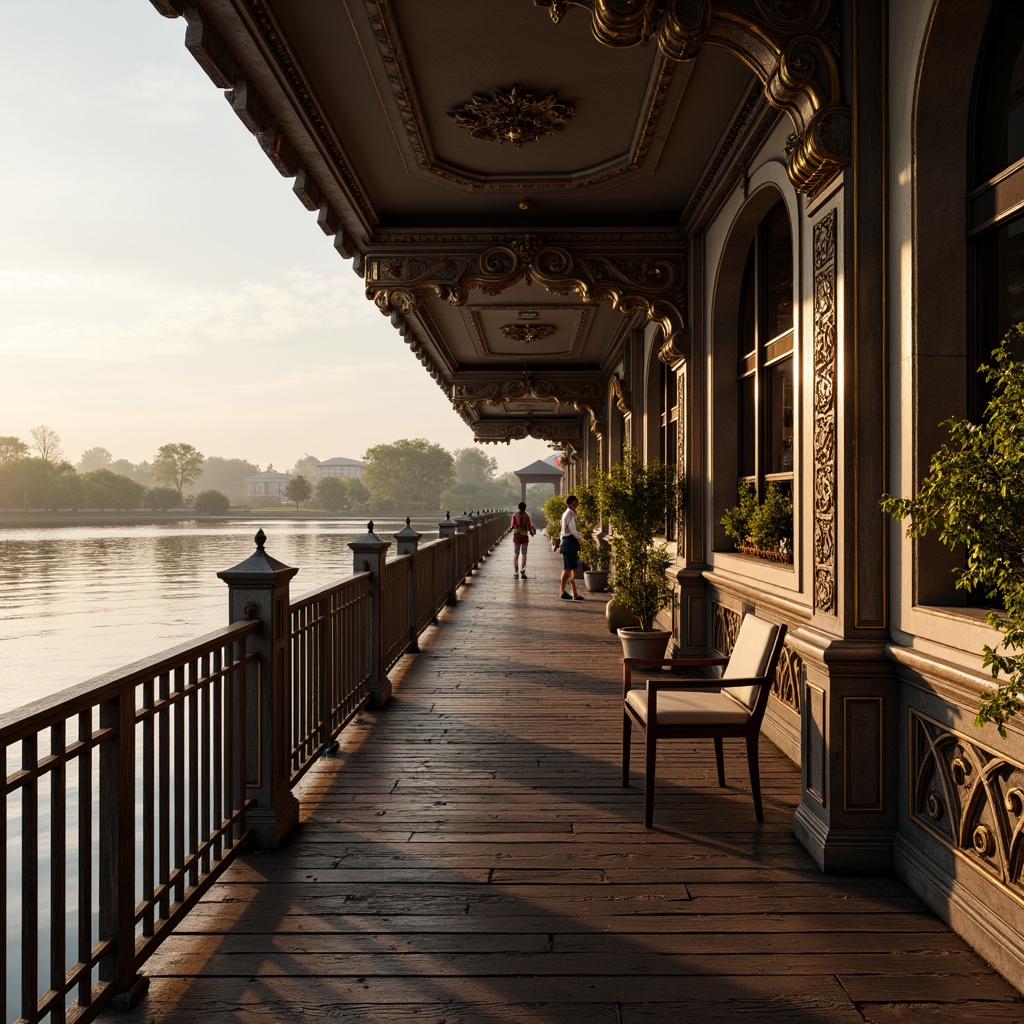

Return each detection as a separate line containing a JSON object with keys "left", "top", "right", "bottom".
{"left": 500, "top": 324, "right": 556, "bottom": 344}
{"left": 535, "top": 0, "right": 849, "bottom": 196}
{"left": 448, "top": 85, "right": 574, "bottom": 147}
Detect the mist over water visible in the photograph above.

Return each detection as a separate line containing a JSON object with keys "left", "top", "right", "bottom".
{"left": 0, "top": 518, "right": 438, "bottom": 716}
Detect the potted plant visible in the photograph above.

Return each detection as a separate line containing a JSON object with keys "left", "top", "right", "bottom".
{"left": 721, "top": 481, "right": 793, "bottom": 563}
{"left": 576, "top": 471, "right": 612, "bottom": 592}
{"left": 542, "top": 493, "right": 566, "bottom": 552}
{"left": 603, "top": 448, "right": 677, "bottom": 658}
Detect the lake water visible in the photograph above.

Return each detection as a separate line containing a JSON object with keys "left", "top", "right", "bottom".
{"left": 0, "top": 517, "right": 440, "bottom": 716}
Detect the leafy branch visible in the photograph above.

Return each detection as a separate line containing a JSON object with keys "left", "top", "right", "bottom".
{"left": 881, "top": 324, "right": 1024, "bottom": 735}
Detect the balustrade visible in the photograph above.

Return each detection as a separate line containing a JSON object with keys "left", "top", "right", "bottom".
{"left": 2, "top": 511, "right": 508, "bottom": 1024}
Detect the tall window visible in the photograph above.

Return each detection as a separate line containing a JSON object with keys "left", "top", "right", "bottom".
{"left": 737, "top": 201, "right": 794, "bottom": 496}
{"left": 970, "top": 0, "right": 1024, "bottom": 419}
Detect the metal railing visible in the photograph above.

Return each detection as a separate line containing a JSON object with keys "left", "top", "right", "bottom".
{"left": 2, "top": 622, "right": 258, "bottom": 1024}
{"left": 289, "top": 574, "right": 373, "bottom": 785}
{"left": 5, "top": 510, "right": 509, "bottom": 1024}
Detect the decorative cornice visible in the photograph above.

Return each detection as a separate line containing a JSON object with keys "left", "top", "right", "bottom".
{"left": 471, "top": 418, "right": 584, "bottom": 449}
{"left": 500, "top": 323, "right": 557, "bottom": 344}
{"left": 449, "top": 85, "right": 574, "bottom": 147}
{"left": 365, "top": 235, "right": 687, "bottom": 355}
{"left": 535, "top": 0, "right": 850, "bottom": 197}
{"left": 451, "top": 371, "right": 605, "bottom": 437}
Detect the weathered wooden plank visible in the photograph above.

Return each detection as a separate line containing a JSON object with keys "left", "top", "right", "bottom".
{"left": 115, "top": 539, "right": 1020, "bottom": 1023}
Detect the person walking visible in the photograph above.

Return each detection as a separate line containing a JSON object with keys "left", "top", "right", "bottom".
{"left": 559, "top": 494, "right": 584, "bottom": 600}
{"left": 511, "top": 501, "right": 536, "bottom": 579}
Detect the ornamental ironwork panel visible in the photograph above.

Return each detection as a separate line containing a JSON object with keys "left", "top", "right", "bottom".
{"left": 911, "top": 710, "right": 1024, "bottom": 902}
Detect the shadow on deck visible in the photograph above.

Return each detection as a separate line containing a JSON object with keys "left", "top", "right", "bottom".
{"left": 122, "top": 537, "right": 1023, "bottom": 1023}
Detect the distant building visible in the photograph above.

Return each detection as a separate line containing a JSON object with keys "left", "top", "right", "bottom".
{"left": 316, "top": 457, "right": 365, "bottom": 479}
{"left": 245, "top": 468, "right": 291, "bottom": 504}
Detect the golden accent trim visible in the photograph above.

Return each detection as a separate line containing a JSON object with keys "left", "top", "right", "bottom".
{"left": 535, "top": 0, "right": 850, "bottom": 196}
{"left": 500, "top": 323, "right": 557, "bottom": 344}
{"left": 449, "top": 85, "right": 573, "bottom": 147}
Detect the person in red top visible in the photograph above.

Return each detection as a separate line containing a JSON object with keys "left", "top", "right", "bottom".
{"left": 511, "top": 501, "right": 536, "bottom": 579}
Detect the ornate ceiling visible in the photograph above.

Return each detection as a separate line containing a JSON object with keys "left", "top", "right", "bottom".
{"left": 149, "top": 0, "right": 848, "bottom": 450}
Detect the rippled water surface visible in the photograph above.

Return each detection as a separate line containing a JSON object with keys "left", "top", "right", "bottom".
{"left": 0, "top": 518, "right": 437, "bottom": 715}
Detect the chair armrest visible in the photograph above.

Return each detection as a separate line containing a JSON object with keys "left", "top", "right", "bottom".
{"left": 647, "top": 674, "right": 763, "bottom": 694}
{"left": 623, "top": 655, "right": 728, "bottom": 695}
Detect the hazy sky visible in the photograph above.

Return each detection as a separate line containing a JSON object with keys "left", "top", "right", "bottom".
{"left": 1, "top": 2, "right": 551, "bottom": 476}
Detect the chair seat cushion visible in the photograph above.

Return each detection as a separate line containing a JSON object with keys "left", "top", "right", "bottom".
{"left": 626, "top": 687, "right": 750, "bottom": 726}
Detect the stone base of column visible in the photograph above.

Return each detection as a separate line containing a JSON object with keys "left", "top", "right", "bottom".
{"left": 369, "top": 678, "right": 392, "bottom": 708}
{"left": 793, "top": 803, "right": 894, "bottom": 873}
{"left": 248, "top": 792, "right": 300, "bottom": 850}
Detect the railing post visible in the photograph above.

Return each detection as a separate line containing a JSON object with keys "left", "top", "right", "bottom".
{"left": 98, "top": 692, "right": 149, "bottom": 1010}
{"left": 349, "top": 521, "right": 392, "bottom": 707}
{"left": 471, "top": 510, "right": 485, "bottom": 567}
{"left": 439, "top": 511, "right": 458, "bottom": 606}
{"left": 455, "top": 511, "right": 474, "bottom": 581}
{"left": 395, "top": 516, "right": 422, "bottom": 654}
{"left": 218, "top": 529, "right": 300, "bottom": 849}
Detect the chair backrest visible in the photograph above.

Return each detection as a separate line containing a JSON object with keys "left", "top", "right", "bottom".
{"left": 721, "top": 614, "right": 782, "bottom": 710}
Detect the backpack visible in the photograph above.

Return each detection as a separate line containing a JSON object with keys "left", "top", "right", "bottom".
{"left": 512, "top": 512, "right": 531, "bottom": 539}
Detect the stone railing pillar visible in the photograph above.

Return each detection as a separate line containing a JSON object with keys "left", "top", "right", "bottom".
{"left": 439, "top": 512, "right": 458, "bottom": 605}
{"left": 394, "top": 516, "right": 422, "bottom": 654}
{"left": 471, "top": 510, "right": 485, "bottom": 567}
{"left": 349, "top": 521, "right": 392, "bottom": 707}
{"left": 455, "top": 511, "right": 474, "bottom": 582}
{"left": 218, "top": 528, "right": 300, "bottom": 849}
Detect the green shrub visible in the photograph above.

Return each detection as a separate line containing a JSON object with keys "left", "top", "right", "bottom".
{"left": 882, "top": 323, "right": 1024, "bottom": 734}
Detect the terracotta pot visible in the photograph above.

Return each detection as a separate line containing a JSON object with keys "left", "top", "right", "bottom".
{"left": 605, "top": 598, "right": 639, "bottom": 634}
{"left": 617, "top": 627, "right": 672, "bottom": 661}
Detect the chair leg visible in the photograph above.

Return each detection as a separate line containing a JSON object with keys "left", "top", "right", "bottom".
{"left": 622, "top": 713, "right": 631, "bottom": 787}
{"left": 746, "top": 733, "right": 764, "bottom": 822}
{"left": 644, "top": 730, "right": 657, "bottom": 828}
{"left": 713, "top": 737, "right": 726, "bottom": 787}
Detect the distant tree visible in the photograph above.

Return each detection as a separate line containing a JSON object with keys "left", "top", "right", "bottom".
{"left": 152, "top": 443, "right": 205, "bottom": 499}
{"left": 196, "top": 456, "right": 258, "bottom": 501}
{"left": 315, "top": 476, "right": 350, "bottom": 513}
{"left": 453, "top": 447, "right": 498, "bottom": 487}
{"left": 193, "top": 489, "right": 231, "bottom": 516}
{"left": 363, "top": 438, "right": 455, "bottom": 512}
{"left": 146, "top": 486, "right": 181, "bottom": 511}
{"left": 30, "top": 425, "right": 64, "bottom": 463}
{"left": 81, "top": 469, "right": 146, "bottom": 510}
{"left": 442, "top": 449, "right": 517, "bottom": 511}
{"left": 347, "top": 478, "right": 370, "bottom": 512}
{"left": 76, "top": 446, "right": 112, "bottom": 473}
{"left": 291, "top": 453, "right": 321, "bottom": 479}
{"left": 2, "top": 457, "right": 75, "bottom": 509}
{"left": 47, "top": 462, "right": 82, "bottom": 510}
{"left": 284, "top": 474, "right": 313, "bottom": 511}
{"left": 0, "top": 436, "right": 30, "bottom": 466}
{"left": 110, "top": 458, "right": 153, "bottom": 487}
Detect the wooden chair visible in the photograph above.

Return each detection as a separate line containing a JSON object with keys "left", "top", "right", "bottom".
{"left": 622, "top": 614, "right": 787, "bottom": 826}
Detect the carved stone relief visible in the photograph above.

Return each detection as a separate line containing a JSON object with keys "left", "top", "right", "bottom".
{"left": 712, "top": 602, "right": 742, "bottom": 656}
{"left": 449, "top": 85, "right": 574, "bottom": 147}
{"left": 534, "top": 0, "right": 850, "bottom": 197}
{"left": 812, "top": 209, "right": 838, "bottom": 615}
{"left": 365, "top": 235, "right": 687, "bottom": 356}
{"left": 911, "top": 711, "right": 1024, "bottom": 903}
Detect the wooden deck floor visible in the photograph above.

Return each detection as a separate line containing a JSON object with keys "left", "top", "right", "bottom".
{"left": 123, "top": 537, "right": 1024, "bottom": 1023}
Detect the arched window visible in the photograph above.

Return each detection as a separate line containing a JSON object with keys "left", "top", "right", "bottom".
{"left": 971, "top": 1, "right": 1024, "bottom": 418}
{"left": 737, "top": 201, "right": 794, "bottom": 496}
